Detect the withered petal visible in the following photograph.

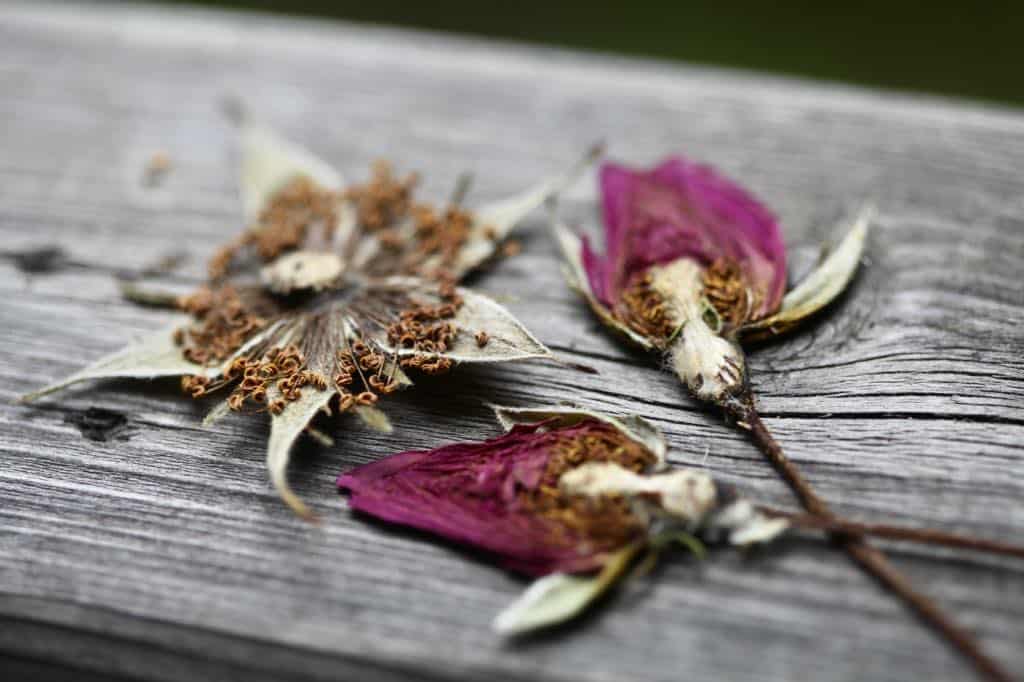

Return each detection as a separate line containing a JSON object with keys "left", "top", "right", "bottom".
{"left": 585, "top": 157, "right": 787, "bottom": 318}
{"left": 338, "top": 421, "right": 640, "bottom": 576}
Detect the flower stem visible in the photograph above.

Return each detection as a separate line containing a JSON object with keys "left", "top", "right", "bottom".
{"left": 760, "top": 507, "right": 1024, "bottom": 560}
{"left": 725, "top": 397, "right": 1012, "bottom": 682}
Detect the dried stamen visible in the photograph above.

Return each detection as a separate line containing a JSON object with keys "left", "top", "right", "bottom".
{"left": 176, "top": 286, "right": 267, "bottom": 365}
{"left": 519, "top": 422, "right": 658, "bottom": 552}
{"left": 703, "top": 258, "right": 757, "bottom": 327}
{"left": 344, "top": 160, "right": 418, "bottom": 232}
{"left": 615, "top": 273, "right": 677, "bottom": 342}
{"left": 386, "top": 282, "right": 464, "bottom": 375}
{"left": 209, "top": 177, "right": 339, "bottom": 279}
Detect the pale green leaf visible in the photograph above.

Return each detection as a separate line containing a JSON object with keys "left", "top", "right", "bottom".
{"left": 201, "top": 400, "right": 232, "bottom": 428}
{"left": 383, "top": 286, "right": 553, "bottom": 364}
{"left": 552, "top": 219, "right": 657, "bottom": 351}
{"left": 444, "top": 288, "right": 552, "bottom": 362}
{"left": 353, "top": 404, "right": 393, "bottom": 433}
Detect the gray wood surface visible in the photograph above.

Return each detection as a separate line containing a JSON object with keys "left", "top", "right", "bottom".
{"left": 1, "top": 2, "right": 1023, "bottom": 681}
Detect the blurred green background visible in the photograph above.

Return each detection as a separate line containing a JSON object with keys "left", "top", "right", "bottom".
{"left": 163, "top": 1, "right": 1024, "bottom": 107}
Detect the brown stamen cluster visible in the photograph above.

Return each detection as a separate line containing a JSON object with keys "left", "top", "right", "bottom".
{"left": 703, "top": 258, "right": 756, "bottom": 327}
{"left": 209, "top": 177, "right": 339, "bottom": 279}
{"left": 404, "top": 203, "right": 475, "bottom": 275}
{"left": 386, "top": 282, "right": 463, "bottom": 375}
{"left": 333, "top": 339, "right": 403, "bottom": 412}
{"left": 180, "top": 345, "right": 328, "bottom": 415}
{"left": 175, "top": 286, "right": 267, "bottom": 365}
{"left": 344, "top": 160, "right": 497, "bottom": 279}
{"left": 343, "top": 160, "right": 418, "bottom": 232}
{"left": 616, "top": 272, "right": 677, "bottom": 342}
{"left": 522, "top": 422, "right": 658, "bottom": 551}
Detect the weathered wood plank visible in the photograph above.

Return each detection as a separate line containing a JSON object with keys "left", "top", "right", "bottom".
{"left": 1, "top": 2, "right": 1023, "bottom": 681}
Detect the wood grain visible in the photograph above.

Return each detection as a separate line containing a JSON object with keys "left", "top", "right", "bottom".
{"left": 1, "top": 2, "right": 1023, "bottom": 681}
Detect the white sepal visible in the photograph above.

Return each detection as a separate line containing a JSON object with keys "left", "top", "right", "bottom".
{"left": 240, "top": 122, "right": 343, "bottom": 221}
{"left": 453, "top": 145, "right": 600, "bottom": 277}
{"left": 493, "top": 543, "right": 640, "bottom": 636}
{"left": 19, "top": 320, "right": 213, "bottom": 403}
{"left": 707, "top": 499, "right": 789, "bottom": 546}
{"left": 744, "top": 205, "right": 872, "bottom": 338}
{"left": 266, "top": 387, "right": 336, "bottom": 521}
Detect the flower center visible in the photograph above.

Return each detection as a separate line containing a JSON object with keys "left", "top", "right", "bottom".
{"left": 520, "top": 422, "right": 658, "bottom": 552}
{"left": 261, "top": 250, "right": 346, "bottom": 294}
{"left": 641, "top": 259, "right": 747, "bottom": 402}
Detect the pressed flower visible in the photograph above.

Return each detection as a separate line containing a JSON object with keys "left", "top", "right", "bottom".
{"left": 338, "top": 405, "right": 786, "bottom": 633}
{"left": 553, "top": 158, "right": 1019, "bottom": 682}
{"left": 339, "top": 404, "right": 1024, "bottom": 638}
{"left": 21, "top": 116, "right": 598, "bottom": 519}
{"left": 556, "top": 156, "right": 870, "bottom": 402}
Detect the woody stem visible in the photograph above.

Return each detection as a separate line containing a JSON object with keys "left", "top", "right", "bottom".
{"left": 759, "top": 507, "right": 1024, "bottom": 560}
{"left": 724, "top": 397, "right": 1012, "bottom": 682}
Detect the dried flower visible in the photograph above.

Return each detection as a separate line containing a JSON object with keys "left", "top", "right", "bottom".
{"left": 21, "top": 117, "right": 599, "bottom": 519}
{"left": 338, "top": 404, "right": 785, "bottom": 634}
{"left": 339, "top": 402, "right": 1024, "bottom": 640}
{"left": 555, "top": 157, "right": 870, "bottom": 403}
{"left": 552, "top": 159, "right": 1018, "bottom": 681}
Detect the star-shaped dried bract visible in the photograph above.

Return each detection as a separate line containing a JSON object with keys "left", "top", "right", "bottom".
{"left": 22, "top": 119, "right": 599, "bottom": 519}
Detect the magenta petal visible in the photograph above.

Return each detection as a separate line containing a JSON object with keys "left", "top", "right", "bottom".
{"left": 583, "top": 157, "right": 786, "bottom": 317}
{"left": 338, "top": 422, "right": 616, "bottom": 576}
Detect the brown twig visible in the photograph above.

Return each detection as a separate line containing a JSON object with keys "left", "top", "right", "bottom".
{"left": 761, "top": 507, "right": 1024, "bottom": 560}
{"left": 725, "top": 397, "right": 1012, "bottom": 682}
